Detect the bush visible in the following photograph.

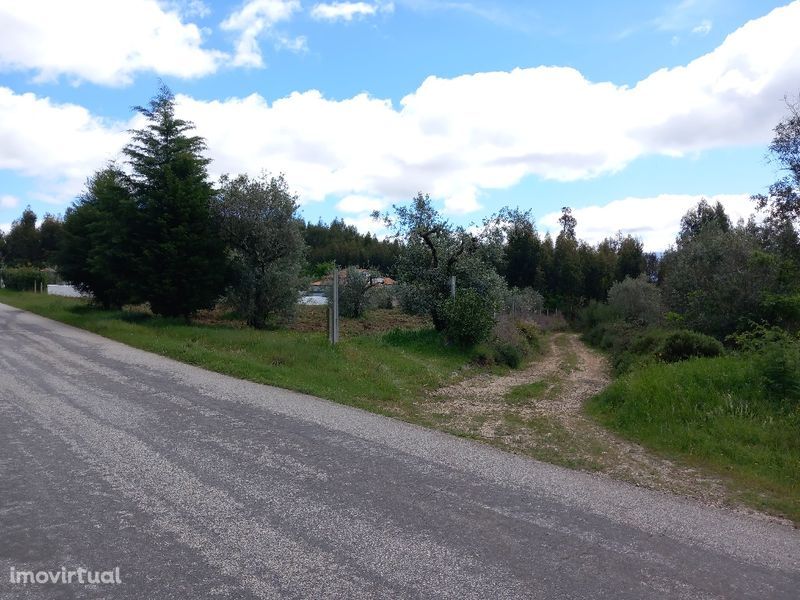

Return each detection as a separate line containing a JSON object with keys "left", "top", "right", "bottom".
{"left": 1, "top": 267, "right": 47, "bottom": 291}
{"left": 336, "top": 267, "right": 373, "bottom": 318}
{"left": 657, "top": 330, "right": 723, "bottom": 362}
{"left": 607, "top": 275, "right": 663, "bottom": 326}
{"left": 440, "top": 290, "right": 495, "bottom": 347}
{"left": 494, "top": 342, "right": 524, "bottom": 368}
{"left": 367, "top": 284, "right": 396, "bottom": 310}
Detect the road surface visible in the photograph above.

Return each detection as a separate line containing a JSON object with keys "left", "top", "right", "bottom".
{"left": 0, "top": 302, "right": 798, "bottom": 599}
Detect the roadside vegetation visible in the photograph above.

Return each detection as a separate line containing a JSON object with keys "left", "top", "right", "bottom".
{"left": 2, "top": 86, "right": 800, "bottom": 523}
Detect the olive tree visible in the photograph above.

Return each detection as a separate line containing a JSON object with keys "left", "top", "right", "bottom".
{"left": 377, "top": 192, "right": 506, "bottom": 330}
{"left": 213, "top": 173, "right": 306, "bottom": 328}
{"left": 607, "top": 275, "right": 662, "bottom": 326}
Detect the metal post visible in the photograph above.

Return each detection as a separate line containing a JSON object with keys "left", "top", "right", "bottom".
{"left": 329, "top": 266, "right": 339, "bottom": 345}
{"left": 450, "top": 275, "right": 456, "bottom": 299}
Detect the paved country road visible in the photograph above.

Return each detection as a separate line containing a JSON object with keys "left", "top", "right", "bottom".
{"left": 0, "top": 303, "right": 798, "bottom": 599}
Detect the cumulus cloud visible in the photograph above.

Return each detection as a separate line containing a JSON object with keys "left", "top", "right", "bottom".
{"left": 0, "top": 222, "right": 11, "bottom": 233}
{"left": 0, "top": 0, "right": 226, "bottom": 86}
{"left": 0, "top": 87, "right": 130, "bottom": 201}
{"left": 337, "top": 194, "right": 386, "bottom": 212}
{"left": 539, "top": 194, "right": 756, "bottom": 251}
{"left": 221, "top": 0, "right": 302, "bottom": 67}
{"left": 2, "top": 2, "right": 800, "bottom": 214}
{"left": 0, "top": 194, "right": 19, "bottom": 209}
{"left": 311, "top": 2, "right": 393, "bottom": 21}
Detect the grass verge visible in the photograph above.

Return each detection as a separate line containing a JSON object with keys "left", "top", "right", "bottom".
{"left": 587, "top": 355, "right": 800, "bottom": 522}
{"left": 0, "top": 290, "right": 476, "bottom": 417}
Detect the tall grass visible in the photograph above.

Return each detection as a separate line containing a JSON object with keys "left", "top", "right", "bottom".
{"left": 588, "top": 355, "right": 800, "bottom": 521}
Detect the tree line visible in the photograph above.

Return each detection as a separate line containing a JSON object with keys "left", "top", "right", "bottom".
{"left": 1, "top": 85, "right": 798, "bottom": 347}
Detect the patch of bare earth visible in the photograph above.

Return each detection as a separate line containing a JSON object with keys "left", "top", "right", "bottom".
{"left": 419, "top": 332, "right": 773, "bottom": 518}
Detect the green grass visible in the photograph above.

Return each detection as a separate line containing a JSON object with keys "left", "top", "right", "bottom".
{"left": 588, "top": 355, "right": 800, "bottom": 522}
{"left": 0, "top": 290, "right": 476, "bottom": 417}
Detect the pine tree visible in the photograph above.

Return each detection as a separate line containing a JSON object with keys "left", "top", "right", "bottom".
{"left": 123, "top": 85, "right": 225, "bottom": 317}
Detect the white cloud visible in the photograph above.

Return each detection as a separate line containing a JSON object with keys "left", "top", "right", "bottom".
{"left": 2, "top": 2, "right": 800, "bottom": 215}
{"left": 0, "top": 0, "right": 226, "bottom": 86}
{"left": 311, "top": 2, "right": 393, "bottom": 21}
{"left": 0, "top": 222, "right": 11, "bottom": 234}
{"left": 221, "top": 0, "right": 301, "bottom": 67}
{"left": 539, "top": 194, "right": 756, "bottom": 251}
{"left": 0, "top": 87, "right": 130, "bottom": 202}
{"left": 337, "top": 195, "right": 386, "bottom": 212}
{"left": 342, "top": 214, "right": 388, "bottom": 237}
{"left": 0, "top": 194, "right": 19, "bottom": 209}
{"left": 692, "top": 19, "right": 712, "bottom": 35}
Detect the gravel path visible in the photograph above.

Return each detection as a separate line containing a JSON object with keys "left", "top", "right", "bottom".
{"left": 1, "top": 303, "right": 798, "bottom": 599}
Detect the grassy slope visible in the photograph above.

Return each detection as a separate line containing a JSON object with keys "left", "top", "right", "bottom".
{"left": 588, "top": 355, "right": 800, "bottom": 521}
{"left": 0, "top": 290, "right": 474, "bottom": 418}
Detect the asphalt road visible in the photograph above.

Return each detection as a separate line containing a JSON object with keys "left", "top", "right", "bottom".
{"left": 0, "top": 302, "right": 798, "bottom": 599}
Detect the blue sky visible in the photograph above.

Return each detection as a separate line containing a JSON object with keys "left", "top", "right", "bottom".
{"left": 0, "top": 0, "right": 797, "bottom": 249}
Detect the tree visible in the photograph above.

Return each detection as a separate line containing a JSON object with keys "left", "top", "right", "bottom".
{"left": 662, "top": 222, "right": 780, "bottom": 338}
{"left": 753, "top": 97, "right": 800, "bottom": 222}
{"left": 123, "top": 84, "right": 225, "bottom": 318}
{"left": 615, "top": 235, "right": 645, "bottom": 281}
{"left": 58, "top": 167, "right": 140, "bottom": 309}
{"left": 38, "top": 213, "right": 63, "bottom": 266}
{"left": 678, "top": 198, "right": 730, "bottom": 245}
{"left": 607, "top": 276, "right": 662, "bottom": 326}
{"left": 213, "top": 173, "right": 305, "bottom": 328}
{"left": 498, "top": 208, "right": 540, "bottom": 289}
{"left": 379, "top": 192, "right": 505, "bottom": 330}
{"left": 4, "top": 207, "right": 40, "bottom": 266}
{"left": 0, "top": 229, "right": 6, "bottom": 264}
{"left": 558, "top": 206, "right": 577, "bottom": 239}
{"left": 337, "top": 267, "right": 376, "bottom": 319}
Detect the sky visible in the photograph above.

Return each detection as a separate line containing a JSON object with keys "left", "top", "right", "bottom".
{"left": 0, "top": 0, "right": 798, "bottom": 250}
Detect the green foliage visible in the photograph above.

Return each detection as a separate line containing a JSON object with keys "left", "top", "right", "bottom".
{"left": 337, "top": 267, "right": 373, "bottom": 319}
{"left": 607, "top": 275, "right": 662, "bottom": 326}
{"left": 440, "top": 289, "right": 495, "bottom": 347}
{"left": 367, "top": 284, "right": 395, "bottom": 310}
{"left": 58, "top": 168, "right": 141, "bottom": 309}
{"left": 1, "top": 266, "right": 47, "bottom": 291}
{"left": 4, "top": 207, "right": 41, "bottom": 266}
{"left": 657, "top": 329, "right": 723, "bottom": 362}
{"left": 124, "top": 85, "right": 226, "bottom": 318}
{"left": 661, "top": 224, "right": 781, "bottom": 339}
{"left": 213, "top": 173, "right": 306, "bottom": 328}
{"left": 752, "top": 97, "right": 800, "bottom": 224}
{"left": 589, "top": 356, "right": 800, "bottom": 521}
{"left": 385, "top": 192, "right": 506, "bottom": 329}
{"left": 731, "top": 326, "right": 800, "bottom": 406}
{"left": 302, "top": 219, "right": 399, "bottom": 276}
{"left": 504, "top": 286, "right": 544, "bottom": 317}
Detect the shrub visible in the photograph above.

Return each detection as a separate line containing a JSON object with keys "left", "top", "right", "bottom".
{"left": 367, "top": 284, "right": 396, "bottom": 310}
{"left": 494, "top": 343, "right": 524, "bottom": 368}
{"left": 336, "top": 267, "right": 373, "bottom": 319}
{"left": 1, "top": 267, "right": 47, "bottom": 291}
{"left": 657, "top": 330, "right": 723, "bottom": 363}
{"left": 440, "top": 289, "right": 495, "bottom": 347}
{"left": 607, "top": 275, "right": 663, "bottom": 326}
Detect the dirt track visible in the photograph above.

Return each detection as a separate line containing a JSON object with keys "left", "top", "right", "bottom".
{"left": 421, "top": 332, "right": 784, "bottom": 522}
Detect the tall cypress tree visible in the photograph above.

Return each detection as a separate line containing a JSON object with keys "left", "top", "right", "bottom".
{"left": 123, "top": 85, "right": 225, "bottom": 317}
